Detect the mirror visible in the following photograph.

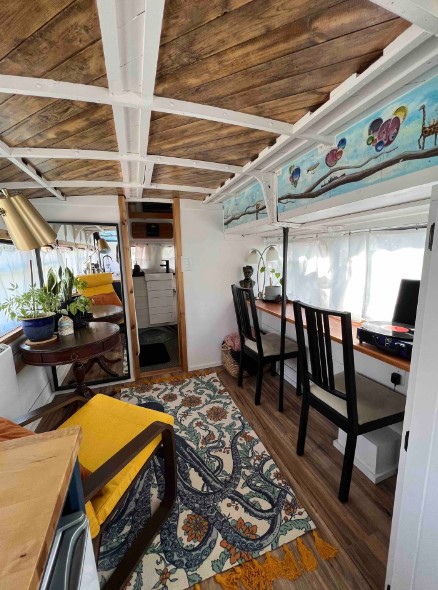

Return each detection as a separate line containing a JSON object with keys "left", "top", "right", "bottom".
{"left": 44, "top": 222, "right": 130, "bottom": 389}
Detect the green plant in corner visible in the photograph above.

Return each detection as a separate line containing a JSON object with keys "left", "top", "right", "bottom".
{"left": 0, "top": 283, "right": 60, "bottom": 320}
{"left": 46, "top": 266, "right": 91, "bottom": 316}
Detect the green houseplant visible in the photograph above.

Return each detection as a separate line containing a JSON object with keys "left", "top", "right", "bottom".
{"left": 260, "top": 265, "right": 282, "bottom": 301}
{"left": 0, "top": 283, "right": 60, "bottom": 342}
{"left": 46, "top": 266, "right": 92, "bottom": 328}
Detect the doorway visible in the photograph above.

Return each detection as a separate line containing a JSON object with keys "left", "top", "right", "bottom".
{"left": 126, "top": 200, "right": 186, "bottom": 375}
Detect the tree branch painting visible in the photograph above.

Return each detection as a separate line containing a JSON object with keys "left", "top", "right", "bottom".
{"left": 224, "top": 75, "right": 438, "bottom": 229}
{"left": 279, "top": 145, "right": 438, "bottom": 203}
{"left": 224, "top": 145, "right": 438, "bottom": 226}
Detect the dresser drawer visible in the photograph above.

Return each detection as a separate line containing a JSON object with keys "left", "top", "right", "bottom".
{"left": 148, "top": 296, "right": 174, "bottom": 309}
{"left": 149, "top": 311, "right": 176, "bottom": 325}
{"left": 146, "top": 280, "right": 172, "bottom": 293}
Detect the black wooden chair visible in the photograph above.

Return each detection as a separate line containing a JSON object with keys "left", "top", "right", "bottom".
{"left": 293, "top": 300, "right": 405, "bottom": 502}
{"left": 231, "top": 284, "right": 300, "bottom": 407}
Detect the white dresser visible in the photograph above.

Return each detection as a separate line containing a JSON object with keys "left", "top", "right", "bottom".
{"left": 134, "top": 273, "right": 176, "bottom": 328}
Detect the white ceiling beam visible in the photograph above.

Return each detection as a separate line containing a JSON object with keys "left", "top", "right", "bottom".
{"left": 0, "top": 180, "right": 212, "bottom": 193}
{"left": 96, "top": 0, "right": 132, "bottom": 198}
{"left": 0, "top": 139, "right": 65, "bottom": 200}
{"left": 151, "top": 96, "right": 334, "bottom": 142}
{"left": 136, "top": 0, "right": 165, "bottom": 198}
{"left": 370, "top": 0, "right": 438, "bottom": 35}
{"left": 7, "top": 147, "right": 243, "bottom": 174}
{"left": 205, "top": 25, "right": 433, "bottom": 203}
{"left": 0, "top": 74, "right": 333, "bottom": 143}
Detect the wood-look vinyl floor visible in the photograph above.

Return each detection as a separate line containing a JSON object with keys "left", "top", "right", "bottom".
{"left": 92, "top": 367, "right": 396, "bottom": 589}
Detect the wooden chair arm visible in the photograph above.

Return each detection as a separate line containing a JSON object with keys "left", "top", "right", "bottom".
{"left": 15, "top": 394, "right": 87, "bottom": 427}
{"left": 83, "top": 421, "right": 175, "bottom": 503}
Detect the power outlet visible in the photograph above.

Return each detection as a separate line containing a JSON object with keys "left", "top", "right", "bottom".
{"left": 391, "top": 372, "right": 402, "bottom": 387}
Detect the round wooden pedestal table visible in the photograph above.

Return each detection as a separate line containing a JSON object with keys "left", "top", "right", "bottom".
{"left": 20, "top": 323, "right": 120, "bottom": 399}
{"left": 88, "top": 304, "right": 124, "bottom": 324}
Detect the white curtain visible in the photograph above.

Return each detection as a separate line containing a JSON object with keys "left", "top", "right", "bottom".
{"left": 133, "top": 243, "right": 175, "bottom": 272}
{"left": 286, "top": 228, "right": 426, "bottom": 321}
{"left": 0, "top": 244, "right": 35, "bottom": 334}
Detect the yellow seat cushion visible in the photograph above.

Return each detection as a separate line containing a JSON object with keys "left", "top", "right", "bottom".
{"left": 77, "top": 273, "right": 122, "bottom": 306}
{"left": 59, "top": 394, "right": 174, "bottom": 537}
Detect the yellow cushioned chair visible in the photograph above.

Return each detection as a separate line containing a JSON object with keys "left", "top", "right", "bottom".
{"left": 16, "top": 393, "right": 177, "bottom": 590}
{"left": 78, "top": 272, "right": 122, "bottom": 307}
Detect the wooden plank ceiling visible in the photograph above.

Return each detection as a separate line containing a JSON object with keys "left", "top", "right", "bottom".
{"left": 0, "top": 0, "right": 409, "bottom": 200}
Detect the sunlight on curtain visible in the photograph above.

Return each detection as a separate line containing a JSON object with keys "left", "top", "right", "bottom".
{"left": 286, "top": 229, "right": 426, "bottom": 321}
{"left": 364, "top": 229, "right": 426, "bottom": 320}
{"left": 0, "top": 244, "right": 34, "bottom": 335}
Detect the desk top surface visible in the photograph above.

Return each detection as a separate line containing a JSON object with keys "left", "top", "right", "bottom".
{"left": 0, "top": 428, "right": 82, "bottom": 590}
{"left": 255, "top": 300, "right": 411, "bottom": 373}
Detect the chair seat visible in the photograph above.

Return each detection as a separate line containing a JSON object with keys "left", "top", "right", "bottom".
{"left": 244, "top": 332, "right": 298, "bottom": 357}
{"left": 310, "top": 373, "right": 405, "bottom": 425}
{"left": 59, "top": 394, "right": 174, "bottom": 538}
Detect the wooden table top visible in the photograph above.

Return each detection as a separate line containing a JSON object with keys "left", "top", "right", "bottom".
{"left": 89, "top": 304, "right": 123, "bottom": 322}
{"left": 20, "top": 322, "right": 120, "bottom": 366}
{"left": 0, "top": 428, "right": 81, "bottom": 590}
{"left": 255, "top": 300, "right": 411, "bottom": 373}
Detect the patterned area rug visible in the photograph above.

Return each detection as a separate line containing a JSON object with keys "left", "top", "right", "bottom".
{"left": 98, "top": 373, "right": 315, "bottom": 589}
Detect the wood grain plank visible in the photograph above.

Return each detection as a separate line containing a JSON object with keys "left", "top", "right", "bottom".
{"left": 142, "top": 189, "right": 206, "bottom": 200}
{"left": 158, "top": 0, "right": 340, "bottom": 75}
{"left": 0, "top": 0, "right": 102, "bottom": 79}
{"left": 161, "top": 0, "right": 253, "bottom": 45}
{"left": 151, "top": 165, "right": 231, "bottom": 188}
{"left": 0, "top": 427, "right": 81, "bottom": 590}
{"left": 34, "top": 158, "right": 121, "bottom": 181}
{"left": 165, "top": 20, "right": 408, "bottom": 109}
{"left": 0, "top": 0, "right": 72, "bottom": 61}
{"left": 12, "top": 104, "right": 113, "bottom": 148}
{"left": 157, "top": 0, "right": 389, "bottom": 96}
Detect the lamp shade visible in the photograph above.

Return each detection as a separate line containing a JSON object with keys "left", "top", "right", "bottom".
{"left": 97, "top": 238, "right": 111, "bottom": 254}
{"left": 247, "top": 249, "right": 259, "bottom": 264}
{"left": 266, "top": 246, "right": 279, "bottom": 263}
{"left": 0, "top": 192, "right": 56, "bottom": 251}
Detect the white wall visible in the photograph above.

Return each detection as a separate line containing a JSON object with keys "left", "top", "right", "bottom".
{"left": 180, "top": 199, "right": 263, "bottom": 371}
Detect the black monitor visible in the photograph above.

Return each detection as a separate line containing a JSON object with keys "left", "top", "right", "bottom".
{"left": 392, "top": 279, "right": 421, "bottom": 327}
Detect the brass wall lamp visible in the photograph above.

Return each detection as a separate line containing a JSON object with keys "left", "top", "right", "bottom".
{"left": 0, "top": 189, "right": 56, "bottom": 251}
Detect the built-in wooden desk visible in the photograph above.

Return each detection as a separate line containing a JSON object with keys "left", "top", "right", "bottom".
{"left": 0, "top": 427, "right": 81, "bottom": 590}
{"left": 255, "top": 300, "right": 411, "bottom": 373}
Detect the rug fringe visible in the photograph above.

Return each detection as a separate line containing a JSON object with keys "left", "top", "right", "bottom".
{"left": 214, "top": 532, "right": 337, "bottom": 590}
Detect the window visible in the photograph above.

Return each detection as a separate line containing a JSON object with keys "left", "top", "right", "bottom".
{"left": 0, "top": 242, "right": 35, "bottom": 336}
{"left": 286, "top": 228, "right": 426, "bottom": 321}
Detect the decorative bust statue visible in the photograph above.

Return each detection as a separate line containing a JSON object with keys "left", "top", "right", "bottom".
{"left": 240, "top": 265, "right": 255, "bottom": 289}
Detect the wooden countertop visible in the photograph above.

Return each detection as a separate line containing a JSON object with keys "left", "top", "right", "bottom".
{"left": 255, "top": 300, "right": 411, "bottom": 373}
{"left": 0, "top": 427, "right": 82, "bottom": 590}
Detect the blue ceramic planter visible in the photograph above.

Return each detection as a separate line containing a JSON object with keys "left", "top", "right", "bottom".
{"left": 21, "top": 315, "right": 55, "bottom": 342}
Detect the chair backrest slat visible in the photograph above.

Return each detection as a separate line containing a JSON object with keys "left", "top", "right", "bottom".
{"left": 293, "top": 300, "right": 358, "bottom": 424}
{"left": 231, "top": 284, "right": 263, "bottom": 355}
{"left": 323, "top": 313, "right": 335, "bottom": 391}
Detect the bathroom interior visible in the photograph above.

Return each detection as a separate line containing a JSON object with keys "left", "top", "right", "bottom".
{"left": 129, "top": 201, "right": 179, "bottom": 373}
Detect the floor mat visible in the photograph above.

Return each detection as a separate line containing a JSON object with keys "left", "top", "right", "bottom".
{"left": 98, "top": 372, "right": 317, "bottom": 589}
{"left": 139, "top": 342, "right": 170, "bottom": 366}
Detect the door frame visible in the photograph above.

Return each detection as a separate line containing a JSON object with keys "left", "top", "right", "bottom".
{"left": 118, "top": 195, "right": 140, "bottom": 380}
{"left": 173, "top": 198, "right": 188, "bottom": 372}
{"left": 386, "top": 187, "right": 438, "bottom": 588}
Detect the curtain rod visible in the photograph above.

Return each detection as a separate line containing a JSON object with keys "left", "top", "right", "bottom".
{"left": 266, "top": 223, "right": 427, "bottom": 244}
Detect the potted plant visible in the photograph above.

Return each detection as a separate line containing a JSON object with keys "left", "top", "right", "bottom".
{"left": 0, "top": 283, "right": 60, "bottom": 342}
{"left": 46, "top": 267, "right": 92, "bottom": 329}
{"left": 263, "top": 268, "right": 282, "bottom": 301}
